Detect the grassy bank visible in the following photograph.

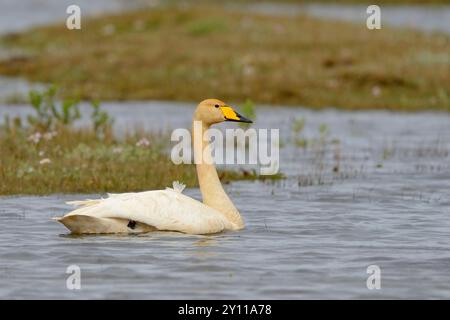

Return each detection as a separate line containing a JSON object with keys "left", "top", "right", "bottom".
{"left": 0, "top": 88, "right": 278, "bottom": 196}
{"left": 0, "top": 5, "right": 448, "bottom": 111}
{"left": 0, "top": 126, "right": 272, "bottom": 196}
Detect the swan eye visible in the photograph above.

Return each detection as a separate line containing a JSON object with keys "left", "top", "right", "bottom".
{"left": 215, "top": 104, "right": 220, "bottom": 108}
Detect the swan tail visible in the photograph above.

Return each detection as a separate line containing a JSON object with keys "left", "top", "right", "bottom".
{"left": 53, "top": 215, "right": 157, "bottom": 234}
{"left": 57, "top": 196, "right": 157, "bottom": 234}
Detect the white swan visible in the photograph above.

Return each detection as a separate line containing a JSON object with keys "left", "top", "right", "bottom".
{"left": 54, "top": 99, "right": 253, "bottom": 235}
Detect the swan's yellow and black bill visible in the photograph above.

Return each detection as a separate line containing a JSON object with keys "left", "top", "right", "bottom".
{"left": 220, "top": 106, "right": 253, "bottom": 123}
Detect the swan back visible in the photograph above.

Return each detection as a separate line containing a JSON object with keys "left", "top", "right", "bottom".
{"left": 59, "top": 188, "right": 235, "bottom": 234}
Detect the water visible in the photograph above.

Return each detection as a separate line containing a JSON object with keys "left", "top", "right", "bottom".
{"left": 0, "top": 0, "right": 143, "bottom": 34}
{"left": 1, "top": 0, "right": 449, "bottom": 36}
{"left": 1, "top": 102, "right": 450, "bottom": 299}
{"left": 242, "top": 3, "right": 450, "bottom": 34}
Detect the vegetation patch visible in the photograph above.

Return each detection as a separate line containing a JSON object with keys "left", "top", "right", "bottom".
{"left": 0, "top": 88, "right": 281, "bottom": 195}
{"left": 0, "top": 5, "right": 448, "bottom": 111}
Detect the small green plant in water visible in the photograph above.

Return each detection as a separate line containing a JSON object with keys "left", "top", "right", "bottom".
{"left": 292, "top": 117, "right": 307, "bottom": 148}
{"left": 23, "top": 86, "right": 114, "bottom": 137}
{"left": 28, "top": 85, "right": 81, "bottom": 131}
{"left": 91, "top": 100, "right": 114, "bottom": 137}
{"left": 318, "top": 123, "right": 329, "bottom": 144}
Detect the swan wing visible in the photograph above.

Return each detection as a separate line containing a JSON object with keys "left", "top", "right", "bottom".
{"left": 59, "top": 188, "right": 233, "bottom": 234}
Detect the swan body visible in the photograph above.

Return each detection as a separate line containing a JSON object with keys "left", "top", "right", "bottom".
{"left": 54, "top": 99, "right": 253, "bottom": 235}
{"left": 55, "top": 182, "right": 236, "bottom": 234}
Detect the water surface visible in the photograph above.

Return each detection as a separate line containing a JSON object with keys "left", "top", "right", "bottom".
{"left": 242, "top": 3, "right": 450, "bottom": 34}
{"left": 0, "top": 0, "right": 139, "bottom": 34}
{"left": 1, "top": 102, "right": 450, "bottom": 299}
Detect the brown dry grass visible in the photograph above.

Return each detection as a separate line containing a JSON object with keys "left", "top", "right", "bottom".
{"left": 0, "top": 5, "right": 448, "bottom": 111}
{"left": 0, "top": 126, "right": 277, "bottom": 195}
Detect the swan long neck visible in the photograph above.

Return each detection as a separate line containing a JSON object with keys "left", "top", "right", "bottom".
{"left": 192, "top": 118, "right": 244, "bottom": 229}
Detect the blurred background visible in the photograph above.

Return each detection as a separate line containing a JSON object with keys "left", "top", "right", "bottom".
{"left": 0, "top": 0, "right": 449, "bottom": 110}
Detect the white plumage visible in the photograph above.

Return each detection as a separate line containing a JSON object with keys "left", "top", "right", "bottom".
{"left": 56, "top": 181, "right": 235, "bottom": 234}
{"left": 54, "top": 99, "right": 249, "bottom": 235}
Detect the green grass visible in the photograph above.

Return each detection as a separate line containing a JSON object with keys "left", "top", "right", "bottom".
{"left": 0, "top": 125, "right": 280, "bottom": 196}
{"left": 0, "top": 87, "right": 283, "bottom": 196}
{"left": 0, "top": 5, "right": 448, "bottom": 111}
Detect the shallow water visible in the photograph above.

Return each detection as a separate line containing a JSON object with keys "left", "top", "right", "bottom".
{"left": 0, "top": 0, "right": 140, "bottom": 34}
{"left": 1, "top": 102, "right": 450, "bottom": 299}
{"left": 242, "top": 3, "right": 450, "bottom": 34}
{"left": 1, "top": 0, "right": 449, "bottom": 35}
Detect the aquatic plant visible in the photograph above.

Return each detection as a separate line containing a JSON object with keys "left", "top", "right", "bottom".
{"left": 291, "top": 117, "right": 307, "bottom": 148}
{"left": 14, "top": 86, "right": 114, "bottom": 139}
{"left": 28, "top": 85, "right": 80, "bottom": 131}
{"left": 90, "top": 100, "right": 114, "bottom": 137}
{"left": 289, "top": 117, "right": 350, "bottom": 186}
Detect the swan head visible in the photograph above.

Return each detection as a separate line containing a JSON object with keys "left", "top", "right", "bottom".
{"left": 194, "top": 99, "right": 253, "bottom": 125}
